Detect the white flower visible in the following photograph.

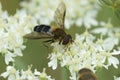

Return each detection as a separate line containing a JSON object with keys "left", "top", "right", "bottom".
{"left": 1, "top": 65, "right": 54, "bottom": 80}
{"left": 108, "top": 56, "right": 119, "bottom": 68}
{"left": 20, "top": 66, "right": 55, "bottom": 80}
{"left": 20, "top": 0, "right": 100, "bottom": 29}
{"left": 48, "top": 53, "right": 58, "bottom": 70}
{"left": 21, "top": 65, "right": 37, "bottom": 80}
{"left": 102, "top": 37, "right": 118, "bottom": 51}
{"left": 91, "top": 19, "right": 120, "bottom": 38}
{"left": 114, "top": 76, "right": 120, "bottom": 80}
{"left": 5, "top": 52, "right": 15, "bottom": 65}
{"left": 69, "top": 72, "right": 77, "bottom": 80}
{"left": 107, "top": 50, "right": 120, "bottom": 68}
{"left": 48, "top": 31, "right": 120, "bottom": 80}
{"left": 0, "top": 3, "right": 37, "bottom": 64}
{"left": 0, "top": 66, "right": 17, "bottom": 80}
{"left": 34, "top": 68, "right": 54, "bottom": 80}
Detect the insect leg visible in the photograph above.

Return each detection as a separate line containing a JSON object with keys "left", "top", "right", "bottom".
{"left": 59, "top": 38, "right": 62, "bottom": 44}
{"left": 42, "top": 43, "right": 51, "bottom": 54}
{"left": 43, "top": 39, "right": 55, "bottom": 43}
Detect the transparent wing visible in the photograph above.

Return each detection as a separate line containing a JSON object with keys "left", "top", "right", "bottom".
{"left": 54, "top": 2, "right": 66, "bottom": 29}
{"left": 24, "top": 32, "right": 53, "bottom": 39}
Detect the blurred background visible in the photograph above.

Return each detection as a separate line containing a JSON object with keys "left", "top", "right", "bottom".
{"left": 0, "top": 0, "right": 120, "bottom": 80}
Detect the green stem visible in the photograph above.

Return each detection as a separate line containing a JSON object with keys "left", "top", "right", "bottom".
{"left": 61, "top": 67, "right": 70, "bottom": 80}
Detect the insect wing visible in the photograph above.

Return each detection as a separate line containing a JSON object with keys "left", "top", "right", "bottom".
{"left": 54, "top": 2, "right": 66, "bottom": 29}
{"left": 24, "top": 32, "right": 53, "bottom": 39}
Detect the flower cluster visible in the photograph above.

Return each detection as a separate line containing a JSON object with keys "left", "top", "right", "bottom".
{"left": 0, "top": 0, "right": 120, "bottom": 80}
{"left": 20, "top": 0, "right": 100, "bottom": 29}
{"left": 91, "top": 19, "right": 120, "bottom": 45}
{"left": 48, "top": 30, "right": 120, "bottom": 80}
{"left": 1, "top": 65, "right": 54, "bottom": 80}
{"left": 0, "top": 2, "right": 54, "bottom": 80}
{"left": 0, "top": 4, "right": 37, "bottom": 64}
{"left": 114, "top": 76, "right": 120, "bottom": 80}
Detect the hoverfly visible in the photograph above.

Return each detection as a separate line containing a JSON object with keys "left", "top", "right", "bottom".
{"left": 77, "top": 68, "right": 98, "bottom": 80}
{"left": 24, "top": 2, "right": 72, "bottom": 45}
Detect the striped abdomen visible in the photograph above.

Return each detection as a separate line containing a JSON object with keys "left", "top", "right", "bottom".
{"left": 34, "top": 24, "right": 52, "bottom": 34}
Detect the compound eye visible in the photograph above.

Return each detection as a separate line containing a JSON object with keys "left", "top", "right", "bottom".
{"left": 62, "top": 34, "right": 72, "bottom": 45}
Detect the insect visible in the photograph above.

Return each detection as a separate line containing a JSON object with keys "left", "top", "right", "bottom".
{"left": 24, "top": 2, "right": 72, "bottom": 45}
{"left": 77, "top": 68, "right": 98, "bottom": 80}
